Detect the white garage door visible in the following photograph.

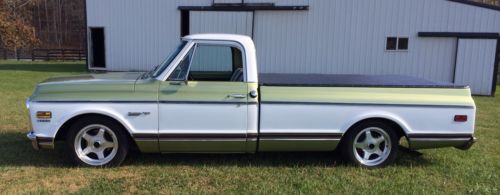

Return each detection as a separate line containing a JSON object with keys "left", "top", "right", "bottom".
{"left": 455, "top": 39, "right": 497, "bottom": 96}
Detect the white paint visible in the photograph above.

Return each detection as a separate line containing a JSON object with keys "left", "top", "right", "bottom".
{"left": 259, "top": 104, "right": 476, "bottom": 136}
{"left": 157, "top": 104, "right": 248, "bottom": 135}
{"left": 28, "top": 102, "right": 159, "bottom": 138}
{"left": 455, "top": 39, "right": 497, "bottom": 95}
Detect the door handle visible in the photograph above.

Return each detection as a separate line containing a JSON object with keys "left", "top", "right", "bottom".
{"left": 169, "top": 81, "right": 183, "bottom": 85}
{"left": 227, "top": 94, "right": 246, "bottom": 99}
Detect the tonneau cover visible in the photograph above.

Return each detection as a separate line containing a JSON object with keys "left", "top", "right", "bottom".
{"left": 259, "top": 74, "right": 466, "bottom": 88}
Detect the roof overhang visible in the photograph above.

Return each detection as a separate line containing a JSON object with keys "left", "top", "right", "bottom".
{"left": 418, "top": 32, "right": 500, "bottom": 39}
{"left": 447, "top": 0, "right": 500, "bottom": 12}
{"left": 178, "top": 3, "right": 308, "bottom": 11}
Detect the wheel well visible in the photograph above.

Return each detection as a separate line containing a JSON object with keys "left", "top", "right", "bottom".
{"left": 55, "top": 113, "right": 138, "bottom": 149}
{"left": 344, "top": 118, "right": 407, "bottom": 139}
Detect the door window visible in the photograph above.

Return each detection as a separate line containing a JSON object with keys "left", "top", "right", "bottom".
{"left": 168, "top": 44, "right": 244, "bottom": 82}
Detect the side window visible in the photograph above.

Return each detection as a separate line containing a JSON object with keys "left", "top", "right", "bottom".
{"left": 189, "top": 44, "right": 244, "bottom": 82}
{"left": 168, "top": 47, "right": 194, "bottom": 81}
{"left": 386, "top": 37, "right": 409, "bottom": 51}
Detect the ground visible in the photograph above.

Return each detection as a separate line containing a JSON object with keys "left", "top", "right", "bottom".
{"left": 0, "top": 60, "right": 498, "bottom": 194}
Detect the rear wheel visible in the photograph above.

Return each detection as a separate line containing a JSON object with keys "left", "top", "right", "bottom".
{"left": 342, "top": 121, "right": 398, "bottom": 168}
{"left": 66, "top": 117, "right": 129, "bottom": 167}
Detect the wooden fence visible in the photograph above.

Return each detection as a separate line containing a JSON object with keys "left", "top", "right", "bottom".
{"left": 1, "top": 48, "right": 86, "bottom": 61}
{"left": 31, "top": 49, "right": 86, "bottom": 61}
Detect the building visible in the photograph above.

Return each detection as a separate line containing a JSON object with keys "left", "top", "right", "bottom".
{"left": 85, "top": 0, "right": 500, "bottom": 95}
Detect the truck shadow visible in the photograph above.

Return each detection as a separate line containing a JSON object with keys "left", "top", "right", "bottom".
{"left": 0, "top": 132, "right": 431, "bottom": 168}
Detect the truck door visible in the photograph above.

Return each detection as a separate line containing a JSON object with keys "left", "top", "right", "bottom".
{"left": 158, "top": 41, "right": 252, "bottom": 152}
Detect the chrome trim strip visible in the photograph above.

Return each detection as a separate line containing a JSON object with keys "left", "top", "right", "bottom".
{"left": 133, "top": 133, "right": 343, "bottom": 140}
{"left": 259, "top": 138, "right": 341, "bottom": 141}
{"left": 159, "top": 101, "right": 257, "bottom": 105}
{"left": 261, "top": 101, "right": 474, "bottom": 109}
{"left": 259, "top": 133, "right": 343, "bottom": 139}
{"left": 32, "top": 100, "right": 259, "bottom": 105}
{"left": 33, "top": 100, "right": 156, "bottom": 103}
{"left": 159, "top": 138, "right": 247, "bottom": 142}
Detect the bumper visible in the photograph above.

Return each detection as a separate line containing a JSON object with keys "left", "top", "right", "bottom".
{"left": 408, "top": 134, "right": 476, "bottom": 150}
{"left": 455, "top": 137, "right": 477, "bottom": 150}
{"left": 27, "top": 131, "right": 55, "bottom": 150}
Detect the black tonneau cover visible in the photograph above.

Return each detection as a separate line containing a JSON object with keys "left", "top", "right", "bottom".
{"left": 259, "top": 74, "right": 466, "bottom": 88}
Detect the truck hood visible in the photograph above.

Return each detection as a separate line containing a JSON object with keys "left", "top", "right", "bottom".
{"left": 39, "top": 72, "right": 144, "bottom": 85}
{"left": 31, "top": 72, "right": 145, "bottom": 102}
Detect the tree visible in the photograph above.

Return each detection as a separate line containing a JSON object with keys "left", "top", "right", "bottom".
{"left": 0, "top": 0, "right": 40, "bottom": 56}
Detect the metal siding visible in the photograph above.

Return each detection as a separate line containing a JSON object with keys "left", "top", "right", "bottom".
{"left": 190, "top": 11, "right": 253, "bottom": 36}
{"left": 251, "top": 0, "right": 500, "bottom": 94}
{"left": 87, "top": 0, "right": 500, "bottom": 94}
{"left": 455, "top": 39, "right": 497, "bottom": 95}
{"left": 86, "top": 0, "right": 212, "bottom": 71}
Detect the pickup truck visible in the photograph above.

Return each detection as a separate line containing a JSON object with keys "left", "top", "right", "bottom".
{"left": 26, "top": 34, "right": 476, "bottom": 168}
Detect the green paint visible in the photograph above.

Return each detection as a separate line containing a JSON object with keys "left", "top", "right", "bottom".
{"left": 30, "top": 72, "right": 159, "bottom": 102}
{"left": 260, "top": 86, "right": 475, "bottom": 107}
{"left": 31, "top": 72, "right": 472, "bottom": 108}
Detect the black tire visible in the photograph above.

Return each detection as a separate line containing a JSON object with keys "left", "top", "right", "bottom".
{"left": 341, "top": 121, "right": 399, "bottom": 168}
{"left": 66, "top": 116, "right": 129, "bottom": 167}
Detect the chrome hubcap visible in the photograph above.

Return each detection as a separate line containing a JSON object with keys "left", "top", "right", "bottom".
{"left": 74, "top": 124, "right": 118, "bottom": 166}
{"left": 353, "top": 127, "right": 391, "bottom": 166}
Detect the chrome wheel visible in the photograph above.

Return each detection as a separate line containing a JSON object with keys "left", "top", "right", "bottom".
{"left": 353, "top": 127, "right": 392, "bottom": 166}
{"left": 74, "top": 124, "right": 118, "bottom": 166}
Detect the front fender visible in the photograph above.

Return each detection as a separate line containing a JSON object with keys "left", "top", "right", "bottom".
{"left": 29, "top": 102, "right": 158, "bottom": 138}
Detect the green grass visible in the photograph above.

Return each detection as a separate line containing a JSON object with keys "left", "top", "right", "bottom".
{"left": 0, "top": 60, "right": 498, "bottom": 194}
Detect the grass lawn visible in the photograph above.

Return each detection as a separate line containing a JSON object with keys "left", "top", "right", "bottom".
{"left": 0, "top": 60, "right": 498, "bottom": 194}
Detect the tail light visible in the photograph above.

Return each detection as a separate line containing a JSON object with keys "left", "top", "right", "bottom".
{"left": 454, "top": 115, "right": 468, "bottom": 122}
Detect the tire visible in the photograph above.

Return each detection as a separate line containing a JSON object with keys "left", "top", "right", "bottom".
{"left": 66, "top": 116, "right": 129, "bottom": 167}
{"left": 342, "top": 121, "right": 398, "bottom": 168}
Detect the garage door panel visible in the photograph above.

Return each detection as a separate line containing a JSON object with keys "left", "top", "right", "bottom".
{"left": 455, "top": 39, "right": 497, "bottom": 95}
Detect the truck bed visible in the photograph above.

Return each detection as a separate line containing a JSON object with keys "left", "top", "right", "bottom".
{"left": 259, "top": 74, "right": 466, "bottom": 88}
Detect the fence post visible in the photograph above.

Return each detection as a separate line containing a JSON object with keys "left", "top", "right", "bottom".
{"left": 31, "top": 49, "right": 35, "bottom": 61}
{"left": 46, "top": 49, "right": 49, "bottom": 61}
{"left": 2, "top": 50, "right": 6, "bottom": 60}
{"left": 62, "top": 49, "right": 65, "bottom": 62}
{"left": 16, "top": 48, "right": 20, "bottom": 61}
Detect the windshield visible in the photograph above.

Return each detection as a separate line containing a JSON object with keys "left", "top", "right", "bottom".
{"left": 142, "top": 41, "right": 187, "bottom": 79}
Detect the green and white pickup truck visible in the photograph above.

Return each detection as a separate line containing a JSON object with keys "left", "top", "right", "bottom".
{"left": 27, "top": 34, "right": 476, "bottom": 167}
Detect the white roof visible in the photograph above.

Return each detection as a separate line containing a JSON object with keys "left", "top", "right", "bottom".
{"left": 183, "top": 33, "right": 253, "bottom": 43}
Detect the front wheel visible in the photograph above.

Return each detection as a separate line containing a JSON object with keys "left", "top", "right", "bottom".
{"left": 66, "top": 117, "right": 129, "bottom": 167}
{"left": 342, "top": 121, "right": 398, "bottom": 168}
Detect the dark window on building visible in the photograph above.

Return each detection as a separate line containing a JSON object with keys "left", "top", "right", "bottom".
{"left": 386, "top": 37, "right": 409, "bottom": 51}
{"left": 386, "top": 37, "right": 397, "bottom": 50}
{"left": 398, "top": 38, "right": 409, "bottom": 50}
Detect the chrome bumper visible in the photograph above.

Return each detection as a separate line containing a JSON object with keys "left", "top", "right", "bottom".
{"left": 455, "top": 137, "right": 477, "bottom": 150}
{"left": 27, "top": 131, "right": 54, "bottom": 150}
{"left": 408, "top": 134, "right": 477, "bottom": 150}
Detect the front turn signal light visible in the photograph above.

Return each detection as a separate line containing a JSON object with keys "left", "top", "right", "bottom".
{"left": 36, "top": 111, "right": 52, "bottom": 119}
